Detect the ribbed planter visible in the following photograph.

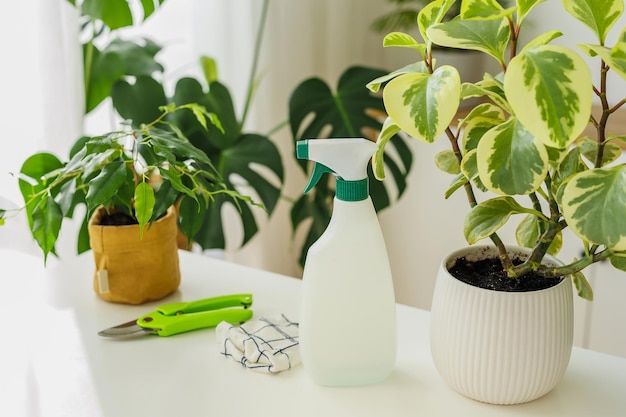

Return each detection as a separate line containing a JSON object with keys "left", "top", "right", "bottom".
{"left": 430, "top": 245, "right": 574, "bottom": 405}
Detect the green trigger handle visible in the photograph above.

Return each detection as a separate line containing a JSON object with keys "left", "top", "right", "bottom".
{"left": 303, "top": 163, "right": 335, "bottom": 194}
{"left": 137, "top": 294, "right": 253, "bottom": 337}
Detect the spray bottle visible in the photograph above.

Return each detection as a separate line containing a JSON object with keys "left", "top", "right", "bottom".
{"left": 296, "top": 137, "right": 397, "bottom": 386}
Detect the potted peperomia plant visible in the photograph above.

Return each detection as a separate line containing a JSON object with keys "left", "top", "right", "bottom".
{"left": 369, "top": 0, "right": 626, "bottom": 405}
{"left": 7, "top": 104, "right": 255, "bottom": 305}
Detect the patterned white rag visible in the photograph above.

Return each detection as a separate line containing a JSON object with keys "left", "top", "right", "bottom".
{"left": 216, "top": 314, "right": 300, "bottom": 373}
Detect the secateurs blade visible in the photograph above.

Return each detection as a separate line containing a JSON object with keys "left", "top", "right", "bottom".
{"left": 98, "top": 293, "right": 253, "bottom": 338}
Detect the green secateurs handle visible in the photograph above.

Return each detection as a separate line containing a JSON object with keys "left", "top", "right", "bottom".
{"left": 136, "top": 293, "right": 253, "bottom": 337}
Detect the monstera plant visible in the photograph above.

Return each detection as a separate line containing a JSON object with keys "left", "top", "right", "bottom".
{"left": 69, "top": 0, "right": 283, "bottom": 252}
{"left": 370, "top": 0, "right": 626, "bottom": 295}
{"left": 289, "top": 66, "right": 413, "bottom": 266}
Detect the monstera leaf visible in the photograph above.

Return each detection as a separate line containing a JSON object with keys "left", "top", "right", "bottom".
{"left": 111, "top": 74, "right": 283, "bottom": 250}
{"left": 289, "top": 66, "right": 413, "bottom": 266}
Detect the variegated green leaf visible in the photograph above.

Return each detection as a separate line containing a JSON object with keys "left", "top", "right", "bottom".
{"left": 581, "top": 28, "right": 626, "bottom": 81}
{"left": 562, "top": 165, "right": 626, "bottom": 251}
{"left": 383, "top": 32, "right": 427, "bottom": 56}
{"left": 461, "top": 77, "right": 512, "bottom": 113}
{"left": 505, "top": 45, "right": 593, "bottom": 149}
{"left": 418, "top": 0, "right": 456, "bottom": 45}
{"left": 552, "top": 147, "right": 588, "bottom": 197}
{"left": 373, "top": 117, "right": 401, "bottom": 180}
{"left": 516, "top": 0, "right": 546, "bottom": 25}
{"left": 383, "top": 65, "right": 461, "bottom": 143}
{"left": 464, "top": 196, "right": 546, "bottom": 244}
{"left": 460, "top": 148, "right": 487, "bottom": 191}
{"left": 460, "top": 0, "right": 516, "bottom": 20}
{"left": 476, "top": 118, "right": 549, "bottom": 195}
{"left": 367, "top": 62, "right": 430, "bottom": 93}
{"left": 134, "top": 181, "right": 155, "bottom": 238}
{"left": 427, "top": 17, "right": 510, "bottom": 65}
{"left": 563, "top": 0, "right": 624, "bottom": 44}
{"left": 577, "top": 136, "right": 623, "bottom": 166}
{"left": 516, "top": 214, "right": 563, "bottom": 256}
{"left": 608, "top": 27, "right": 626, "bottom": 80}
{"left": 461, "top": 105, "right": 506, "bottom": 152}
{"left": 609, "top": 252, "right": 626, "bottom": 272}
{"left": 444, "top": 173, "right": 469, "bottom": 199}
{"left": 573, "top": 269, "right": 594, "bottom": 301}
{"left": 458, "top": 102, "right": 506, "bottom": 129}
{"left": 435, "top": 150, "right": 460, "bottom": 175}
{"left": 521, "top": 30, "right": 563, "bottom": 53}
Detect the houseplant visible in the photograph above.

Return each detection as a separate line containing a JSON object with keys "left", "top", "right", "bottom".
{"left": 368, "top": 0, "right": 626, "bottom": 404}
{"left": 10, "top": 104, "right": 255, "bottom": 304}
{"left": 73, "top": 0, "right": 284, "bottom": 253}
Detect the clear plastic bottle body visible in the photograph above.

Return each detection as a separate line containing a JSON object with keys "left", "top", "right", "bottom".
{"left": 299, "top": 196, "right": 397, "bottom": 386}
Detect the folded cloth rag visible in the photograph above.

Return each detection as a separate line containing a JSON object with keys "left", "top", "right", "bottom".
{"left": 216, "top": 314, "right": 300, "bottom": 373}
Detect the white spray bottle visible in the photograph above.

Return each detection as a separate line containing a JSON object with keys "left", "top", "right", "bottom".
{"left": 296, "top": 137, "right": 397, "bottom": 386}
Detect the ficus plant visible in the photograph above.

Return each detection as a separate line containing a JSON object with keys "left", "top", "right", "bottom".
{"left": 369, "top": 0, "right": 626, "bottom": 300}
{"left": 8, "top": 104, "right": 255, "bottom": 263}
{"left": 68, "top": 0, "right": 284, "bottom": 251}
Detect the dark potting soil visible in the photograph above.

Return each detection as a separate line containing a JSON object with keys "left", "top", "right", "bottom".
{"left": 449, "top": 256, "right": 564, "bottom": 292}
{"left": 98, "top": 212, "right": 138, "bottom": 226}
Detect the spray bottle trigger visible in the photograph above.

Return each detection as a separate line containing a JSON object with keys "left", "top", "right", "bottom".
{"left": 303, "top": 162, "right": 335, "bottom": 194}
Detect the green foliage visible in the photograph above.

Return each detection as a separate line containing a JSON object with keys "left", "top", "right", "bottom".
{"left": 108, "top": 60, "right": 284, "bottom": 250}
{"left": 14, "top": 105, "right": 255, "bottom": 262}
{"left": 372, "top": 0, "right": 626, "bottom": 298}
{"left": 289, "top": 66, "right": 413, "bottom": 266}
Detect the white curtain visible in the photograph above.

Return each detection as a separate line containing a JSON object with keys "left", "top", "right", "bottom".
{"left": 0, "top": 0, "right": 83, "bottom": 256}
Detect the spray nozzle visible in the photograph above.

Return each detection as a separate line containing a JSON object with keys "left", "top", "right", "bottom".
{"left": 296, "top": 138, "right": 377, "bottom": 201}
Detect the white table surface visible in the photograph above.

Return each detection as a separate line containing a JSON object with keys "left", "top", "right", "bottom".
{"left": 2, "top": 248, "right": 625, "bottom": 417}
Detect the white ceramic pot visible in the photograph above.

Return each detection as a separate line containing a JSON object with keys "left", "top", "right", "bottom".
{"left": 430, "top": 245, "right": 574, "bottom": 405}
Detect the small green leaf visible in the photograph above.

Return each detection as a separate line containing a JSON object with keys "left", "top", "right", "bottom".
{"left": 476, "top": 118, "right": 549, "bottom": 195}
{"left": 81, "top": 0, "right": 133, "bottom": 29}
{"left": 435, "top": 150, "right": 460, "bottom": 175}
{"left": 562, "top": 165, "right": 626, "bottom": 251}
{"left": 367, "top": 62, "right": 430, "bottom": 93}
{"left": 577, "top": 136, "right": 622, "bottom": 166}
{"left": 464, "top": 196, "right": 546, "bottom": 244}
{"left": 200, "top": 56, "right": 218, "bottom": 85}
{"left": 460, "top": 149, "right": 487, "bottom": 192}
{"left": 31, "top": 195, "right": 63, "bottom": 263}
{"left": 444, "top": 173, "right": 469, "bottom": 199}
{"left": 85, "top": 160, "right": 129, "bottom": 211}
{"left": 460, "top": 104, "right": 505, "bottom": 151}
{"left": 383, "top": 65, "right": 461, "bottom": 143}
{"left": 178, "top": 196, "right": 206, "bottom": 246}
{"left": 515, "top": 214, "right": 562, "bottom": 256}
{"left": 418, "top": 0, "right": 457, "bottom": 45}
{"left": 609, "top": 252, "right": 626, "bottom": 272}
{"left": 521, "top": 30, "right": 564, "bottom": 53}
{"left": 383, "top": 32, "right": 426, "bottom": 55}
{"left": 516, "top": 0, "right": 547, "bottom": 26}
{"left": 563, "top": 0, "right": 624, "bottom": 44}
{"left": 460, "top": 0, "right": 515, "bottom": 20}
{"left": 373, "top": 117, "right": 401, "bottom": 180}
{"left": 552, "top": 147, "right": 588, "bottom": 197}
{"left": 572, "top": 269, "right": 594, "bottom": 301}
{"left": 134, "top": 181, "right": 155, "bottom": 238}
{"left": 581, "top": 28, "right": 626, "bottom": 81}
{"left": 427, "top": 17, "right": 510, "bottom": 66}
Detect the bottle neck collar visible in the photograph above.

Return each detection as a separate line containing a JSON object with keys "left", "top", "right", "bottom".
{"left": 336, "top": 178, "right": 368, "bottom": 201}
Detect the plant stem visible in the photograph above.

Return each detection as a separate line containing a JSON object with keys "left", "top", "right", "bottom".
{"left": 444, "top": 126, "right": 512, "bottom": 270}
{"left": 595, "top": 60, "right": 610, "bottom": 168}
{"left": 240, "top": 0, "right": 269, "bottom": 130}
